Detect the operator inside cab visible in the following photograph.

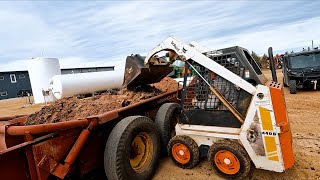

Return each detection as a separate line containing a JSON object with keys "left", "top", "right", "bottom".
{"left": 192, "top": 70, "right": 238, "bottom": 110}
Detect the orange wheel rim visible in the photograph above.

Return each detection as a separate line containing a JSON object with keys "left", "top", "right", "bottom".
{"left": 172, "top": 143, "right": 190, "bottom": 164}
{"left": 214, "top": 150, "right": 240, "bottom": 175}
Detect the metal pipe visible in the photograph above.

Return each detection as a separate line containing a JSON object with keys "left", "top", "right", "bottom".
{"left": 180, "top": 63, "right": 189, "bottom": 110}
{"left": 115, "top": 90, "right": 178, "bottom": 113}
{"left": 52, "top": 120, "right": 97, "bottom": 179}
{"left": 5, "top": 120, "right": 89, "bottom": 135}
{"left": 0, "top": 115, "right": 25, "bottom": 121}
{"left": 65, "top": 129, "right": 90, "bottom": 164}
{"left": 268, "top": 47, "right": 278, "bottom": 82}
{"left": 0, "top": 133, "right": 55, "bottom": 155}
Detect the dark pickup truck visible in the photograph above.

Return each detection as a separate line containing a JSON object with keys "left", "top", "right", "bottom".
{"left": 282, "top": 48, "right": 320, "bottom": 94}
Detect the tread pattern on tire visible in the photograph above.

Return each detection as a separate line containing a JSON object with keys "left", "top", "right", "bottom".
{"left": 289, "top": 80, "right": 297, "bottom": 94}
{"left": 155, "top": 103, "right": 181, "bottom": 153}
{"left": 208, "top": 140, "right": 251, "bottom": 180}
{"left": 168, "top": 135, "right": 199, "bottom": 169}
{"left": 104, "top": 116, "right": 160, "bottom": 180}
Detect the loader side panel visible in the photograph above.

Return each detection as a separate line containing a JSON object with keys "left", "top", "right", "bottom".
{"left": 268, "top": 82, "right": 294, "bottom": 169}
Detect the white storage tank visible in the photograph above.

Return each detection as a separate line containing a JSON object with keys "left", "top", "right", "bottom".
{"left": 50, "top": 69, "right": 124, "bottom": 99}
{"left": 28, "top": 57, "right": 61, "bottom": 104}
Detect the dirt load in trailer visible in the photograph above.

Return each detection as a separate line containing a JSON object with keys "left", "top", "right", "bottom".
{"left": 0, "top": 77, "right": 181, "bottom": 180}
{"left": 25, "top": 77, "right": 177, "bottom": 125}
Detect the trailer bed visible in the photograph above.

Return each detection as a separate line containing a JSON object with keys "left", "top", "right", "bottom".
{"left": 0, "top": 89, "right": 179, "bottom": 180}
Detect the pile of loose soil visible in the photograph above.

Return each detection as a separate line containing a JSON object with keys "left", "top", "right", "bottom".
{"left": 25, "top": 77, "right": 178, "bottom": 125}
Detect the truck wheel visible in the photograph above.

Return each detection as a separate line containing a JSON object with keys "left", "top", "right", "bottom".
{"left": 104, "top": 116, "right": 160, "bottom": 180}
{"left": 155, "top": 103, "right": 181, "bottom": 154}
{"left": 168, "top": 135, "right": 199, "bottom": 169}
{"left": 208, "top": 140, "right": 251, "bottom": 180}
{"left": 289, "top": 80, "right": 297, "bottom": 94}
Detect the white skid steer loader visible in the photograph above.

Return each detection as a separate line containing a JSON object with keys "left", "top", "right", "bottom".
{"left": 123, "top": 37, "right": 294, "bottom": 179}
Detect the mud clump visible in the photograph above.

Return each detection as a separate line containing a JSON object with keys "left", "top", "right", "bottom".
{"left": 25, "top": 77, "right": 178, "bottom": 125}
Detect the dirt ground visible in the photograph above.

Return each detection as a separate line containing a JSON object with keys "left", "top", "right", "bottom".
{"left": 0, "top": 70, "right": 319, "bottom": 179}
{"left": 0, "top": 97, "right": 43, "bottom": 116}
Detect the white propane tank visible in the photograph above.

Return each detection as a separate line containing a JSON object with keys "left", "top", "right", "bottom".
{"left": 28, "top": 57, "right": 61, "bottom": 104}
{"left": 50, "top": 70, "right": 124, "bottom": 99}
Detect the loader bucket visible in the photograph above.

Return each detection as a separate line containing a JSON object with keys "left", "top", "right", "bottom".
{"left": 123, "top": 54, "right": 173, "bottom": 88}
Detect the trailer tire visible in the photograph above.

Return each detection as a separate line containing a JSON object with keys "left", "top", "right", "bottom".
{"left": 168, "top": 135, "right": 199, "bottom": 169}
{"left": 104, "top": 116, "right": 160, "bottom": 180}
{"left": 289, "top": 80, "right": 297, "bottom": 94}
{"left": 155, "top": 103, "right": 181, "bottom": 154}
{"left": 208, "top": 140, "right": 251, "bottom": 180}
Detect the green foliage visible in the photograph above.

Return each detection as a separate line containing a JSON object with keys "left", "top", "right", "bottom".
{"left": 172, "top": 65, "right": 198, "bottom": 78}
{"left": 251, "top": 51, "right": 270, "bottom": 69}
{"left": 251, "top": 51, "right": 262, "bottom": 68}
{"left": 260, "top": 54, "right": 269, "bottom": 69}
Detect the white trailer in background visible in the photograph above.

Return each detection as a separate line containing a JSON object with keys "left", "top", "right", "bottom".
{"left": 28, "top": 57, "right": 61, "bottom": 104}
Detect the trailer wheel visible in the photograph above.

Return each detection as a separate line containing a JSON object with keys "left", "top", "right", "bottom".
{"left": 155, "top": 103, "right": 181, "bottom": 154}
{"left": 104, "top": 116, "right": 160, "bottom": 180}
{"left": 289, "top": 80, "right": 297, "bottom": 94}
{"left": 168, "top": 135, "right": 199, "bottom": 169}
{"left": 208, "top": 140, "right": 251, "bottom": 179}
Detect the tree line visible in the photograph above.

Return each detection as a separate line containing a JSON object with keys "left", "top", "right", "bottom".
{"left": 251, "top": 51, "right": 270, "bottom": 69}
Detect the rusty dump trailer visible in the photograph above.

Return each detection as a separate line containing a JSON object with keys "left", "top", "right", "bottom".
{"left": 0, "top": 90, "right": 179, "bottom": 180}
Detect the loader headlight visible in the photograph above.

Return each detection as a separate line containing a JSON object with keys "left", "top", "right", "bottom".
{"left": 245, "top": 70, "right": 250, "bottom": 78}
{"left": 257, "top": 93, "right": 264, "bottom": 100}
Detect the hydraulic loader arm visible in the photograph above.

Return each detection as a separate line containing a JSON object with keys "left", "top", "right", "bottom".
{"left": 144, "top": 36, "right": 256, "bottom": 94}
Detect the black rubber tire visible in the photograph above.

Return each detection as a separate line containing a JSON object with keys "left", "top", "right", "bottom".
{"left": 289, "top": 79, "right": 297, "bottom": 94}
{"left": 104, "top": 116, "right": 160, "bottom": 180}
{"left": 168, "top": 135, "right": 199, "bottom": 169}
{"left": 283, "top": 77, "right": 288, "bottom": 87}
{"left": 155, "top": 103, "right": 181, "bottom": 154}
{"left": 208, "top": 140, "right": 251, "bottom": 180}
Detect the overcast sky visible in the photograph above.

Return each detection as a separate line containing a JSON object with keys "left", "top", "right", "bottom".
{"left": 0, "top": 1, "right": 320, "bottom": 70}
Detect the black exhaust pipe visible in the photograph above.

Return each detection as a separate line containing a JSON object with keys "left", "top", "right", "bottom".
{"left": 268, "top": 47, "right": 278, "bottom": 82}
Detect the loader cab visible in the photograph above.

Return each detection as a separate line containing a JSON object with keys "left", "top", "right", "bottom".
{"left": 211, "top": 46, "right": 268, "bottom": 85}
{"left": 179, "top": 46, "right": 266, "bottom": 128}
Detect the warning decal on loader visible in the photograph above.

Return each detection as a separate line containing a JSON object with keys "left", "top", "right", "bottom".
{"left": 259, "top": 106, "right": 273, "bottom": 131}
{"left": 259, "top": 106, "right": 279, "bottom": 162}
{"left": 264, "top": 136, "right": 279, "bottom": 161}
